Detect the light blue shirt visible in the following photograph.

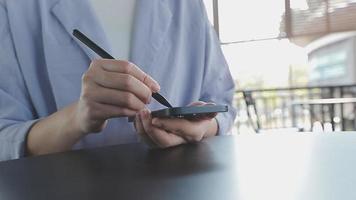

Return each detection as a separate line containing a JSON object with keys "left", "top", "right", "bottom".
{"left": 0, "top": 0, "right": 236, "bottom": 161}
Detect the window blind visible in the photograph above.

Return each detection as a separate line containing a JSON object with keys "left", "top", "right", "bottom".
{"left": 214, "top": 0, "right": 356, "bottom": 44}
{"left": 283, "top": 0, "right": 356, "bottom": 38}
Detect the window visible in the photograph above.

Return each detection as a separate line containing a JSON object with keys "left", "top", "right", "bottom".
{"left": 203, "top": 0, "right": 307, "bottom": 88}
{"left": 206, "top": 0, "right": 356, "bottom": 43}
{"left": 309, "top": 40, "right": 349, "bottom": 81}
{"left": 203, "top": 0, "right": 356, "bottom": 88}
{"left": 202, "top": 0, "right": 214, "bottom": 25}
{"left": 218, "top": 0, "right": 286, "bottom": 43}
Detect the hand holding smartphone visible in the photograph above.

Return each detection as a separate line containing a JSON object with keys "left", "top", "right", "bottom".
{"left": 151, "top": 105, "right": 228, "bottom": 120}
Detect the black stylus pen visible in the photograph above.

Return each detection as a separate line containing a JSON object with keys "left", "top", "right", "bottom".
{"left": 72, "top": 29, "right": 173, "bottom": 109}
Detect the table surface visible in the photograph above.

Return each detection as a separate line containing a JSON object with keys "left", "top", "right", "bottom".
{"left": 1, "top": 133, "right": 356, "bottom": 200}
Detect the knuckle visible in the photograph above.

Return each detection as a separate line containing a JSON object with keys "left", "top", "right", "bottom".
{"left": 137, "top": 102, "right": 145, "bottom": 110}
{"left": 85, "top": 102, "right": 97, "bottom": 119}
{"left": 144, "top": 90, "right": 152, "bottom": 103}
{"left": 124, "top": 92, "right": 135, "bottom": 107}
{"left": 113, "top": 107, "right": 123, "bottom": 116}
{"left": 120, "top": 109, "right": 131, "bottom": 116}
{"left": 81, "top": 72, "right": 92, "bottom": 83}
{"left": 122, "top": 75, "right": 133, "bottom": 89}
{"left": 190, "top": 135, "right": 203, "bottom": 143}
{"left": 118, "top": 107, "right": 134, "bottom": 116}
{"left": 121, "top": 63, "right": 132, "bottom": 74}
{"left": 142, "top": 74, "right": 149, "bottom": 83}
{"left": 91, "top": 59, "right": 101, "bottom": 67}
{"left": 124, "top": 92, "right": 133, "bottom": 102}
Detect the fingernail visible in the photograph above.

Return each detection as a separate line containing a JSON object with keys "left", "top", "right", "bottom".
{"left": 147, "top": 95, "right": 152, "bottom": 104}
{"left": 153, "top": 83, "right": 161, "bottom": 92}
{"left": 143, "top": 110, "right": 149, "bottom": 118}
{"left": 140, "top": 111, "right": 145, "bottom": 119}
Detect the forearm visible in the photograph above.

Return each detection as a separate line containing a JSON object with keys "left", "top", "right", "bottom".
{"left": 26, "top": 102, "right": 84, "bottom": 156}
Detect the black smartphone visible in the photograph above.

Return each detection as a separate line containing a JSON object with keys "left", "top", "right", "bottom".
{"left": 151, "top": 105, "right": 228, "bottom": 119}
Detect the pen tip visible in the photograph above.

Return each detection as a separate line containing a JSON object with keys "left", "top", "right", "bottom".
{"left": 73, "top": 29, "right": 79, "bottom": 35}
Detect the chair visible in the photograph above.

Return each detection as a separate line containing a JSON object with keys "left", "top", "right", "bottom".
{"left": 242, "top": 91, "right": 261, "bottom": 133}
{"left": 242, "top": 91, "right": 302, "bottom": 134}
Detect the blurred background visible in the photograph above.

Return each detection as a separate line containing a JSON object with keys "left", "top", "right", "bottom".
{"left": 203, "top": 0, "right": 356, "bottom": 134}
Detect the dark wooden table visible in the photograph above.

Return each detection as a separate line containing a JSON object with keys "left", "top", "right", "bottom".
{"left": 1, "top": 133, "right": 356, "bottom": 200}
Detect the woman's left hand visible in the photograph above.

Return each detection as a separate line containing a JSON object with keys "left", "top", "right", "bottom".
{"left": 134, "top": 102, "right": 218, "bottom": 148}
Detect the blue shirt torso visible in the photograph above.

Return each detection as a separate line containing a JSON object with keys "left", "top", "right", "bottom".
{"left": 0, "top": 0, "right": 236, "bottom": 160}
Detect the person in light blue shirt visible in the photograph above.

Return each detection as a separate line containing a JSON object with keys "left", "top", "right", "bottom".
{"left": 0, "top": 0, "right": 236, "bottom": 161}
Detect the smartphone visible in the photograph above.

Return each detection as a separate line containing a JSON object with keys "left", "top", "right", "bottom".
{"left": 151, "top": 105, "right": 228, "bottom": 119}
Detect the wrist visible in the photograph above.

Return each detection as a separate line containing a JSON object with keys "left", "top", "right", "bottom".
{"left": 26, "top": 102, "right": 87, "bottom": 156}
{"left": 66, "top": 102, "right": 87, "bottom": 139}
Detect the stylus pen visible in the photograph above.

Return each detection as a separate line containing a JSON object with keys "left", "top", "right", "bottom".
{"left": 72, "top": 29, "right": 173, "bottom": 108}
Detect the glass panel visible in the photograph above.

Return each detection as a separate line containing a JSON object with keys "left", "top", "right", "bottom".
{"left": 221, "top": 39, "right": 308, "bottom": 88}
{"left": 308, "top": 39, "right": 350, "bottom": 83}
{"left": 218, "top": 0, "right": 285, "bottom": 43}
{"left": 202, "top": 0, "right": 214, "bottom": 25}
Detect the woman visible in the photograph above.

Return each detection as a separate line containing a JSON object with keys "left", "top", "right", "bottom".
{"left": 0, "top": 0, "right": 236, "bottom": 161}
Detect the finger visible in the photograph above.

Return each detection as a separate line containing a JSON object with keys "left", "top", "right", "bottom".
{"left": 134, "top": 113, "right": 144, "bottom": 134}
{"left": 93, "top": 69, "right": 152, "bottom": 104}
{"left": 204, "top": 112, "right": 218, "bottom": 119}
{"left": 187, "top": 101, "right": 217, "bottom": 121}
{"left": 188, "top": 113, "right": 218, "bottom": 121}
{"left": 82, "top": 82, "right": 146, "bottom": 111}
{"left": 152, "top": 117, "right": 206, "bottom": 142}
{"left": 152, "top": 117, "right": 192, "bottom": 135}
{"left": 94, "top": 59, "right": 161, "bottom": 92}
{"left": 85, "top": 101, "right": 137, "bottom": 120}
{"left": 188, "top": 101, "right": 207, "bottom": 106}
{"left": 134, "top": 114, "right": 158, "bottom": 148}
{"left": 140, "top": 110, "right": 186, "bottom": 148}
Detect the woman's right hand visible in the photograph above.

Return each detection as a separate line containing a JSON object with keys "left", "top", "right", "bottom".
{"left": 73, "top": 59, "right": 160, "bottom": 135}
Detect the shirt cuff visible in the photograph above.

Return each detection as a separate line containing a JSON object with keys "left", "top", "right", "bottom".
{"left": 0, "top": 119, "right": 40, "bottom": 161}
{"left": 215, "top": 114, "right": 229, "bottom": 136}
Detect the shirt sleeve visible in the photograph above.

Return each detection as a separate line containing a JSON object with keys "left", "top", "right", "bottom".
{"left": 198, "top": 1, "right": 237, "bottom": 135}
{"left": 0, "top": 4, "right": 39, "bottom": 161}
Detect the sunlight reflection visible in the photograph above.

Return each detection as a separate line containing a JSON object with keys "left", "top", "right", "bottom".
{"left": 233, "top": 134, "right": 314, "bottom": 200}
